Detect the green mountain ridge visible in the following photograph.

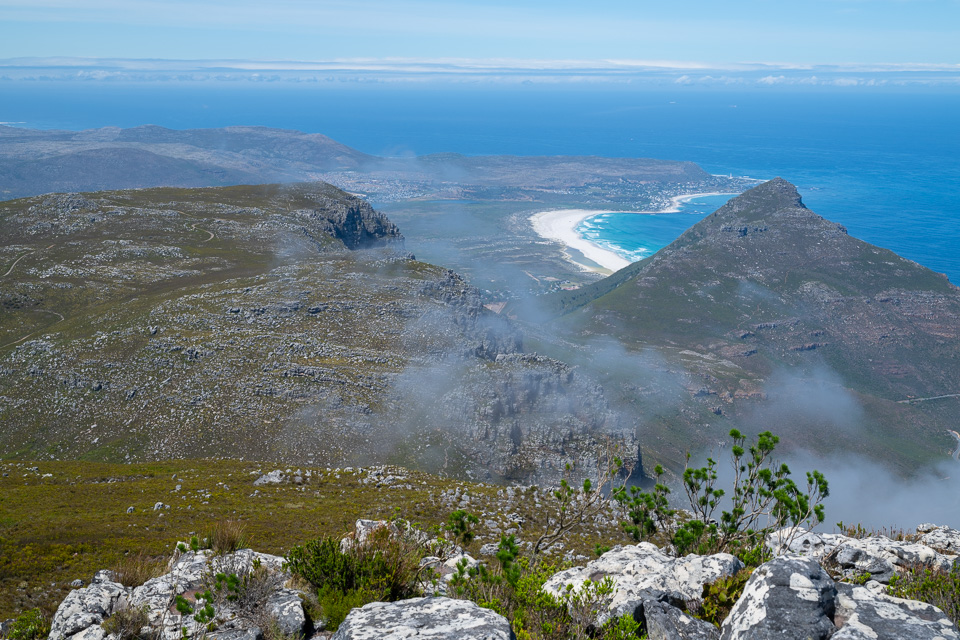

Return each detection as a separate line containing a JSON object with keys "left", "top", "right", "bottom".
{"left": 536, "top": 178, "right": 960, "bottom": 471}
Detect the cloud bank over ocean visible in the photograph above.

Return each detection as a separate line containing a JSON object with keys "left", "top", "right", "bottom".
{"left": 2, "top": 57, "right": 959, "bottom": 88}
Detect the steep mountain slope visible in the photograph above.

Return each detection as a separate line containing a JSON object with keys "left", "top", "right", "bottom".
{"left": 543, "top": 179, "right": 960, "bottom": 469}
{"left": 0, "top": 183, "right": 636, "bottom": 483}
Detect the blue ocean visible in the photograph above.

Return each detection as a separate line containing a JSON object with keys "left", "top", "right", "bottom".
{"left": 2, "top": 82, "right": 958, "bottom": 282}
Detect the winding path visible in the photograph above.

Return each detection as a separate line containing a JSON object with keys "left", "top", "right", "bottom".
{"left": 897, "top": 393, "right": 960, "bottom": 405}
{"left": 0, "top": 309, "right": 65, "bottom": 350}
{"left": 188, "top": 223, "right": 215, "bottom": 242}
{"left": 1, "top": 250, "right": 34, "bottom": 278}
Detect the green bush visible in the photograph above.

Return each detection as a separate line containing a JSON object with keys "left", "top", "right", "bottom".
{"left": 645, "top": 429, "right": 828, "bottom": 559}
{"left": 696, "top": 569, "right": 753, "bottom": 627}
{"left": 887, "top": 563, "right": 960, "bottom": 625}
{"left": 613, "top": 464, "right": 673, "bottom": 543}
{"left": 449, "top": 534, "right": 644, "bottom": 640}
{"left": 6, "top": 609, "right": 50, "bottom": 640}
{"left": 284, "top": 525, "right": 422, "bottom": 631}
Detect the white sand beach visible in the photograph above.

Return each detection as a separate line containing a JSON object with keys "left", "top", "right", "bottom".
{"left": 664, "top": 192, "right": 735, "bottom": 212}
{"left": 530, "top": 209, "right": 630, "bottom": 273}
{"left": 530, "top": 192, "right": 738, "bottom": 274}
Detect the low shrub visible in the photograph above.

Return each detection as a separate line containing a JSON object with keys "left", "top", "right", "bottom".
{"left": 695, "top": 569, "right": 753, "bottom": 627}
{"left": 101, "top": 603, "right": 153, "bottom": 640}
{"left": 887, "top": 562, "right": 960, "bottom": 626}
{"left": 449, "top": 535, "right": 642, "bottom": 640}
{"left": 203, "top": 558, "right": 285, "bottom": 631}
{"left": 285, "top": 524, "right": 423, "bottom": 631}
{"left": 5, "top": 609, "right": 50, "bottom": 640}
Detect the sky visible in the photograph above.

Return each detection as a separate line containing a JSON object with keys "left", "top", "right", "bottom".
{"left": 2, "top": 0, "right": 959, "bottom": 66}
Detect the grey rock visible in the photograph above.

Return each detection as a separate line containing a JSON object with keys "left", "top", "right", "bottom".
{"left": 767, "top": 527, "right": 957, "bottom": 584}
{"left": 330, "top": 597, "right": 515, "bottom": 640}
{"left": 126, "top": 506, "right": 135, "bottom": 514}
{"left": 832, "top": 582, "right": 960, "bottom": 640}
{"left": 420, "top": 552, "right": 479, "bottom": 595}
{"left": 917, "top": 524, "right": 960, "bottom": 556}
{"left": 208, "top": 630, "right": 264, "bottom": 640}
{"left": 69, "top": 626, "right": 107, "bottom": 640}
{"left": 48, "top": 578, "right": 127, "bottom": 640}
{"left": 71, "top": 579, "right": 84, "bottom": 588}
{"left": 91, "top": 570, "right": 116, "bottom": 585}
{"left": 265, "top": 589, "right": 306, "bottom": 638}
{"left": 253, "top": 470, "right": 285, "bottom": 486}
{"left": 640, "top": 599, "right": 719, "bottom": 640}
{"left": 719, "top": 556, "right": 836, "bottom": 640}
{"left": 542, "top": 543, "right": 743, "bottom": 626}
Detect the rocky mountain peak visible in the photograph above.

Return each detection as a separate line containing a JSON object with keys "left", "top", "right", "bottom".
{"left": 711, "top": 176, "right": 807, "bottom": 222}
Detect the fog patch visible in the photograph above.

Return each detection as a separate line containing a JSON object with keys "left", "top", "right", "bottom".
{"left": 744, "top": 364, "right": 866, "bottom": 449}
{"left": 675, "top": 440, "right": 960, "bottom": 531}
{"left": 785, "top": 450, "right": 960, "bottom": 530}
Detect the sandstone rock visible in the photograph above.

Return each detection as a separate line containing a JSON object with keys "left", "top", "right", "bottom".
{"left": 265, "top": 589, "right": 306, "bottom": 638}
{"left": 640, "top": 599, "right": 719, "bottom": 640}
{"left": 719, "top": 557, "right": 836, "bottom": 640}
{"left": 49, "top": 577, "right": 127, "bottom": 640}
{"left": 767, "top": 527, "right": 957, "bottom": 584}
{"left": 330, "top": 597, "right": 514, "bottom": 640}
{"left": 832, "top": 582, "right": 959, "bottom": 639}
{"left": 917, "top": 524, "right": 960, "bottom": 556}
{"left": 542, "top": 543, "right": 743, "bottom": 626}
{"left": 253, "top": 470, "right": 285, "bottom": 486}
{"left": 420, "top": 552, "right": 479, "bottom": 596}
{"left": 208, "top": 630, "right": 264, "bottom": 640}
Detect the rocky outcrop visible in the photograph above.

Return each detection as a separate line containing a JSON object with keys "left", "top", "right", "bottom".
{"left": 720, "top": 557, "right": 837, "bottom": 640}
{"left": 542, "top": 542, "right": 743, "bottom": 626}
{"left": 49, "top": 546, "right": 302, "bottom": 640}
{"left": 48, "top": 572, "right": 127, "bottom": 640}
{"left": 292, "top": 184, "right": 403, "bottom": 250}
{"left": 717, "top": 555, "right": 959, "bottom": 640}
{"left": 767, "top": 526, "right": 959, "bottom": 584}
{"left": 330, "top": 597, "right": 515, "bottom": 640}
{"left": 918, "top": 523, "right": 960, "bottom": 555}
{"left": 833, "top": 582, "right": 960, "bottom": 639}
{"left": 639, "top": 598, "right": 719, "bottom": 640}
{"left": 45, "top": 520, "right": 960, "bottom": 640}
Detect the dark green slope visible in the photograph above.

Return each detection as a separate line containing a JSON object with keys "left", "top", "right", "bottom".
{"left": 543, "top": 178, "right": 960, "bottom": 469}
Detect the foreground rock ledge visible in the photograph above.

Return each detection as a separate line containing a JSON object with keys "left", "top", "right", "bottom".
{"left": 330, "top": 597, "right": 515, "bottom": 640}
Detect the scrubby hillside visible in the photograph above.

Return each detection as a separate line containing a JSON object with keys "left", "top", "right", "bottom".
{"left": 0, "top": 183, "right": 637, "bottom": 484}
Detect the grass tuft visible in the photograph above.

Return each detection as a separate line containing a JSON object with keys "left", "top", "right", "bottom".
{"left": 111, "top": 551, "right": 165, "bottom": 588}
{"left": 208, "top": 520, "right": 248, "bottom": 555}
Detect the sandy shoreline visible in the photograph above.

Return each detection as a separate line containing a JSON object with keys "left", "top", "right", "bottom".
{"left": 530, "top": 192, "right": 737, "bottom": 274}
{"left": 530, "top": 209, "right": 631, "bottom": 273}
